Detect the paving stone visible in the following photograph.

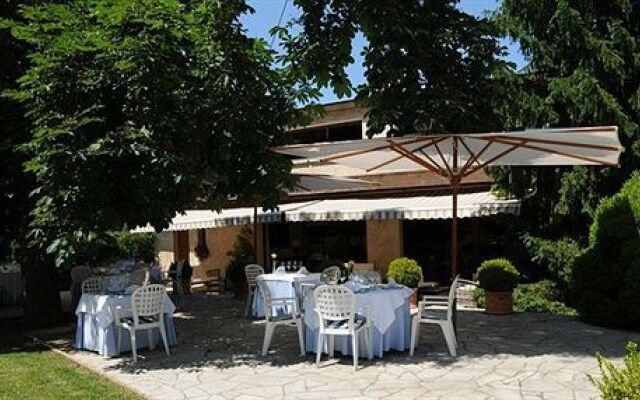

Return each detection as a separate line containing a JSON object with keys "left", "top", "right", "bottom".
{"left": 45, "top": 294, "right": 639, "bottom": 400}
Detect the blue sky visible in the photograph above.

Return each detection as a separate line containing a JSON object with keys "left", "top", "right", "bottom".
{"left": 241, "top": 1, "right": 525, "bottom": 102}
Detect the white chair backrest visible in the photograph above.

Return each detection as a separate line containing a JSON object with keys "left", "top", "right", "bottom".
{"left": 244, "top": 264, "right": 264, "bottom": 287}
{"left": 128, "top": 269, "right": 148, "bottom": 286}
{"left": 81, "top": 276, "right": 103, "bottom": 294}
{"left": 71, "top": 266, "right": 91, "bottom": 284}
{"left": 132, "top": 284, "right": 165, "bottom": 322}
{"left": 314, "top": 285, "right": 356, "bottom": 326}
{"left": 321, "top": 266, "right": 341, "bottom": 284}
{"left": 446, "top": 275, "right": 460, "bottom": 321}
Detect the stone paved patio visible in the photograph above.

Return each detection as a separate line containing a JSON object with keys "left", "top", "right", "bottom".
{"left": 48, "top": 294, "right": 640, "bottom": 399}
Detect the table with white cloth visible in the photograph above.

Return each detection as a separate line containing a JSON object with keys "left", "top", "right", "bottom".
{"left": 74, "top": 293, "right": 178, "bottom": 357}
{"left": 0, "top": 271, "right": 22, "bottom": 305}
{"left": 251, "top": 272, "right": 322, "bottom": 317}
{"left": 303, "top": 284, "right": 413, "bottom": 358}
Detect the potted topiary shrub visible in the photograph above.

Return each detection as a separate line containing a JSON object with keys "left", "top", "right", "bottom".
{"left": 225, "top": 227, "right": 255, "bottom": 297}
{"left": 387, "top": 257, "right": 423, "bottom": 306}
{"left": 476, "top": 258, "right": 519, "bottom": 315}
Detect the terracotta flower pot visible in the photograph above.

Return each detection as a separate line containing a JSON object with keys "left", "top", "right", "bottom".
{"left": 485, "top": 291, "right": 513, "bottom": 315}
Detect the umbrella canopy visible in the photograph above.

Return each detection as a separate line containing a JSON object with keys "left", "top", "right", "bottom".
{"left": 274, "top": 126, "right": 623, "bottom": 276}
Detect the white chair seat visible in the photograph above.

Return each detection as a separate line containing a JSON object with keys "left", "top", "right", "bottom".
{"left": 327, "top": 314, "right": 367, "bottom": 330}
{"left": 119, "top": 315, "right": 160, "bottom": 327}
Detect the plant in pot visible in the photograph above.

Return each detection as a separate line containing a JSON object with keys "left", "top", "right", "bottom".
{"left": 387, "top": 257, "right": 423, "bottom": 306}
{"left": 225, "top": 227, "right": 255, "bottom": 297}
{"left": 476, "top": 258, "right": 519, "bottom": 315}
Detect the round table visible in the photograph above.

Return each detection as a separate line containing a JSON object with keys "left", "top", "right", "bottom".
{"left": 303, "top": 284, "right": 413, "bottom": 358}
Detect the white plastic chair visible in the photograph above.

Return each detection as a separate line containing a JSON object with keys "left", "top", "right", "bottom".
{"left": 115, "top": 284, "right": 170, "bottom": 362}
{"left": 320, "top": 266, "right": 341, "bottom": 284}
{"left": 410, "top": 275, "right": 460, "bottom": 357}
{"left": 257, "top": 279, "right": 305, "bottom": 356}
{"left": 81, "top": 277, "right": 104, "bottom": 294}
{"left": 244, "top": 264, "right": 264, "bottom": 316}
{"left": 313, "top": 285, "right": 372, "bottom": 370}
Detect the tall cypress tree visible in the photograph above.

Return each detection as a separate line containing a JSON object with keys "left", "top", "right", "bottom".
{"left": 493, "top": 0, "right": 640, "bottom": 238}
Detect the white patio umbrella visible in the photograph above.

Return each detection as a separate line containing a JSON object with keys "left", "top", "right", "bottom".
{"left": 273, "top": 126, "right": 623, "bottom": 276}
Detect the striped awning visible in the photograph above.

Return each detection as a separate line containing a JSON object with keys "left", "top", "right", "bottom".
{"left": 133, "top": 191, "right": 518, "bottom": 232}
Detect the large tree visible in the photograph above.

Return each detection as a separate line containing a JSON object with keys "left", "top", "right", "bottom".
{"left": 493, "top": 0, "right": 640, "bottom": 238}
{"left": 3, "top": 0, "right": 310, "bottom": 325}
{"left": 277, "top": 0, "right": 512, "bottom": 136}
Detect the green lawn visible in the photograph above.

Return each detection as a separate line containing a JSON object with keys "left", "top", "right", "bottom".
{"left": 0, "top": 329, "right": 143, "bottom": 400}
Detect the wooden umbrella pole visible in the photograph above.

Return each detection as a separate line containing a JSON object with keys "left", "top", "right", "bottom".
{"left": 451, "top": 181, "right": 459, "bottom": 277}
{"left": 253, "top": 205, "right": 258, "bottom": 262}
{"left": 451, "top": 137, "right": 459, "bottom": 277}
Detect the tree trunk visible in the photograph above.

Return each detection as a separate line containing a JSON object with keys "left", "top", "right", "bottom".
{"left": 21, "top": 253, "right": 63, "bottom": 329}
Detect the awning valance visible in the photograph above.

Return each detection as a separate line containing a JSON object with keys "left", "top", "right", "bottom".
{"left": 134, "top": 191, "right": 519, "bottom": 232}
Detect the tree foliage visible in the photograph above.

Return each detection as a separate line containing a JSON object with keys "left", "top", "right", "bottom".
{"left": 492, "top": 0, "right": 640, "bottom": 236}
{"left": 571, "top": 173, "right": 640, "bottom": 330}
{"left": 277, "top": 0, "right": 512, "bottom": 136}
{"left": 3, "top": 0, "right": 310, "bottom": 266}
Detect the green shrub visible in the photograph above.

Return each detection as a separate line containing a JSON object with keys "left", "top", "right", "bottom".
{"left": 571, "top": 173, "right": 640, "bottom": 330}
{"left": 225, "top": 227, "right": 255, "bottom": 285}
{"left": 473, "top": 280, "right": 577, "bottom": 316}
{"left": 387, "top": 257, "right": 422, "bottom": 288}
{"left": 477, "top": 258, "right": 519, "bottom": 292}
{"left": 73, "top": 230, "right": 156, "bottom": 265}
{"left": 590, "top": 342, "right": 640, "bottom": 399}
{"left": 522, "top": 234, "right": 582, "bottom": 288}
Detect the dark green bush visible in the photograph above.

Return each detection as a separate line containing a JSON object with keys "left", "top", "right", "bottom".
{"left": 571, "top": 173, "right": 640, "bottom": 330}
{"left": 387, "top": 257, "right": 422, "bottom": 288}
{"left": 477, "top": 258, "right": 519, "bottom": 292}
{"left": 225, "top": 226, "right": 255, "bottom": 285}
{"left": 474, "top": 280, "right": 577, "bottom": 316}
{"left": 590, "top": 342, "right": 640, "bottom": 399}
{"left": 73, "top": 230, "right": 156, "bottom": 265}
{"left": 522, "top": 234, "right": 582, "bottom": 288}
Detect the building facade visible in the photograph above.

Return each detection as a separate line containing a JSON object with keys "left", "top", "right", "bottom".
{"left": 150, "top": 101, "right": 519, "bottom": 283}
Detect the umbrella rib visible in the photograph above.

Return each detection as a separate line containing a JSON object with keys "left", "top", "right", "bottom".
{"left": 490, "top": 138, "right": 620, "bottom": 167}
{"left": 317, "top": 136, "right": 432, "bottom": 163}
{"left": 366, "top": 136, "right": 448, "bottom": 173}
{"left": 433, "top": 140, "right": 453, "bottom": 177}
{"left": 458, "top": 137, "right": 485, "bottom": 175}
{"left": 388, "top": 141, "right": 448, "bottom": 178}
{"left": 417, "top": 149, "right": 447, "bottom": 176}
{"left": 491, "top": 135, "right": 622, "bottom": 151}
{"left": 462, "top": 141, "right": 524, "bottom": 178}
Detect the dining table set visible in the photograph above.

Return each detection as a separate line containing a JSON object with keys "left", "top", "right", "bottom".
{"left": 73, "top": 260, "right": 176, "bottom": 358}
{"left": 251, "top": 268, "right": 414, "bottom": 359}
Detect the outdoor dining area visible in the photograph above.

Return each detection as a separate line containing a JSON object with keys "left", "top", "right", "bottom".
{"left": 70, "top": 257, "right": 459, "bottom": 370}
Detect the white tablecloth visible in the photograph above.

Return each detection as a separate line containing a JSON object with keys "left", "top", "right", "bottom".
{"left": 252, "top": 273, "right": 321, "bottom": 317}
{"left": 0, "top": 272, "right": 22, "bottom": 305}
{"left": 74, "top": 293, "right": 177, "bottom": 357}
{"left": 303, "top": 285, "right": 413, "bottom": 358}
